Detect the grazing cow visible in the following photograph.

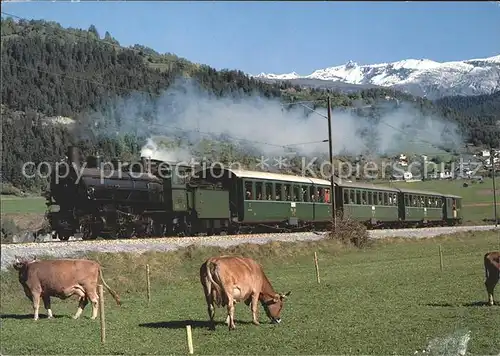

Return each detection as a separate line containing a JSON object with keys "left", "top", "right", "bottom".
{"left": 12, "top": 256, "right": 121, "bottom": 320}
{"left": 484, "top": 251, "right": 500, "bottom": 306}
{"left": 200, "top": 255, "right": 291, "bottom": 330}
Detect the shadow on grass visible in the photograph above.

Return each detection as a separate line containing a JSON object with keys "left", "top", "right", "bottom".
{"left": 424, "top": 301, "right": 495, "bottom": 307}
{"left": 0, "top": 313, "right": 67, "bottom": 320}
{"left": 139, "top": 319, "right": 255, "bottom": 329}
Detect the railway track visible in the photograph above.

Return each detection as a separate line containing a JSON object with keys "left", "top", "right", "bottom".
{"left": 2, "top": 224, "right": 498, "bottom": 271}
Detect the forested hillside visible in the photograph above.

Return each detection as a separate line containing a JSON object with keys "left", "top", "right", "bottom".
{"left": 434, "top": 91, "right": 500, "bottom": 148}
{"left": 1, "top": 16, "right": 499, "bottom": 193}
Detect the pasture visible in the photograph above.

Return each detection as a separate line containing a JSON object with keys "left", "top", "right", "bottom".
{"left": 0, "top": 195, "right": 47, "bottom": 214}
{"left": 1, "top": 230, "right": 499, "bottom": 355}
{"left": 0, "top": 195, "right": 47, "bottom": 232}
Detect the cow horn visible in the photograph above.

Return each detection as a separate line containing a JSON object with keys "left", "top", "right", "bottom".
{"left": 280, "top": 291, "right": 291, "bottom": 299}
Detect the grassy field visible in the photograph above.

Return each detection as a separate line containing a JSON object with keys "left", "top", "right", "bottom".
{"left": 0, "top": 196, "right": 48, "bottom": 231}
{"left": 1, "top": 231, "right": 499, "bottom": 355}
{"left": 0, "top": 195, "right": 47, "bottom": 214}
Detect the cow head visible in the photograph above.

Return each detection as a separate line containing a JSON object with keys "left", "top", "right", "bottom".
{"left": 12, "top": 255, "right": 37, "bottom": 271}
{"left": 263, "top": 291, "right": 291, "bottom": 324}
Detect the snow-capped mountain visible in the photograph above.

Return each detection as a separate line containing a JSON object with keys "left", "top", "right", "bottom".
{"left": 254, "top": 55, "right": 500, "bottom": 100}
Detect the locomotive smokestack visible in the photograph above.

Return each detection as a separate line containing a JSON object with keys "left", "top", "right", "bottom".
{"left": 141, "top": 157, "right": 151, "bottom": 174}
{"left": 67, "top": 146, "right": 80, "bottom": 168}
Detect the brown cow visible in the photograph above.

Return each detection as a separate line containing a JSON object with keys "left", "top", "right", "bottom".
{"left": 484, "top": 251, "right": 500, "bottom": 306}
{"left": 13, "top": 256, "right": 121, "bottom": 320}
{"left": 199, "top": 255, "right": 291, "bottom": 330}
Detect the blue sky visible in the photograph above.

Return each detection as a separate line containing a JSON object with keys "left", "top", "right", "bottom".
{"left": 2, "top": 1, "right": 499, "bottom": 75}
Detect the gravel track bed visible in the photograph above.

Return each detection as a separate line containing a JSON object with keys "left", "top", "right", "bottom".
{"left": 2, "top": 225, "right": 498, "bottom": 271}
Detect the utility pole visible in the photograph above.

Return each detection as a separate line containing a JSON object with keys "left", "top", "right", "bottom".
{"left": 327, "top": 96, "right": 337, "bottom": 231}
{"left": 491, "top": 148, "right": 498, "bottom": 227}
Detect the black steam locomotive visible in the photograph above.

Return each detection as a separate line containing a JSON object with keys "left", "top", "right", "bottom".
{"left": 45, "top": 146, "right": 231, "bottom": 240}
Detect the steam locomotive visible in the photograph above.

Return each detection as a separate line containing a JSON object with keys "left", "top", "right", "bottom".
{"left": 45, "top": 146, "right": 230, "bottom": 240}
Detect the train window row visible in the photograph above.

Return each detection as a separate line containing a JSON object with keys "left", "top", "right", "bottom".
{"left": 404, "top": 194, "right": 442, "bottom": 208}
{"left": 343, "top": 188, "right": 398, "bottom": 206}
{"left": 244, "top": 180, "right": 331, "bottom": 203}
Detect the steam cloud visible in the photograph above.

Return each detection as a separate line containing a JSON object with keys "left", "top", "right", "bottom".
{"left": 79, "top": 78, "right": 465, "bottom": 163}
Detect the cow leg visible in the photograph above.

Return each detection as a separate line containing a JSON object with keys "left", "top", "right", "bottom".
{"left": 87, "top": 290, "right": 99, "bottom": 320}
{"left": 203, "top": 289, "right": 216, "bottom": 329}
{"left": 42, "top": 295, "right": 53, "bottom": 319}
{"left": 227, "top": 298, "right": 236, "bottom": 330}
{"left": 250, "top": 294, "right": 260, "bottom": 325}
{"left": 32, "top": 292, "right": 41, "bottom": 320}
{"left": 73, "top": 296, "right": 89, "bottom": 319}
{"left": 485, "top": 274, "right": 498, "bottom": 306}
{"left": 72, "top": 288, "right": 87, "bottom": 319}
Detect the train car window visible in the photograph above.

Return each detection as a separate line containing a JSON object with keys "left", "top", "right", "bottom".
{"left": 309, "top": 186, "right": 315, "bottom": 202}
{"left": 300, "top": 185, "right": 309, "bottom": 202}
{"left": 293, "top": 185, "right": 300, "bottom": 201}
{"left": 245, "top": 181, "right": 253, "bottom": 200}
{"left": 265, "top": 182, "right": 272, "bottom": 200}
{"left": 317, "top": 188, "right": 324, "bottom": 202}
{"left": 324, "top": 188, "right": 330, "bottom": 203}
{"left": 356, "top": 190, "right": 361, "bottom": 205}
{"left": 350, "top": 190, "right": 355, "bottom": 204}
{"left": 255, "top": 182, "right": 263, "bottom": 200}
{"left": 275, "top": 183, "right": 282, "bottom": 200}
{"left": 368, "top": 191, "right": 373, "bottom": 205}
{"left": 361, "top": 191, "right": 367, "bottom": 205}
{"left": 284, "top": 184, "right": 291, "bottom": 201}
{"left": 343, "top": 190, "right": 349, "bottom": 204}
{"left": 393, "top": 193, "right": 398, "bottom": 205}
{"left": 404, "top": 194, "right": 409, "bottom": 206}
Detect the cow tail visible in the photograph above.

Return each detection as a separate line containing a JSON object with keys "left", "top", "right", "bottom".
{"left": 206, "top": 260, "right": 224, "bottom": 307}
{"left": 99, "top": 268, "right": 122, "bottom": 306}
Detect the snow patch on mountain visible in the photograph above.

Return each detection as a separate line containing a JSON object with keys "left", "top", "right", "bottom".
{"left": 254, "top": 55, "right": 500, "bottom": 99}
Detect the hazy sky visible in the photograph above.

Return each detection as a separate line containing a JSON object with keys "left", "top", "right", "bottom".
{"left": 2, "top": 1, "right": 499, "bottom": 75}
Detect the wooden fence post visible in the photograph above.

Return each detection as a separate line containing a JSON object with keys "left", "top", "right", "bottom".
{"left": 146, "top": 264, "right": 151, "bottom": 304}
{"left": 314, "top": 252, "right": 320, "bottom": 284}
{"left": 186, "top": 324, "right": 194, "bottom": 354}
{"left": 439, "top": 245, "right": 444, "bottom": 272}
{"left": 98, "top": 284, "right": 106, "bottom": 344}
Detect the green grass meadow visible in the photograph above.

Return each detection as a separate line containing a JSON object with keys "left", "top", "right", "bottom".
{"left": 0, "top": 196, "right": 47, "bottom": 214}
{"left": 1, "top": 231, "right": 499, "bottom": 355}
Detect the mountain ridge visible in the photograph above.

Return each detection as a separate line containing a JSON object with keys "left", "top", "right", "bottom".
{"left": 254, "top": 55, "right": 500, "bottom": 100}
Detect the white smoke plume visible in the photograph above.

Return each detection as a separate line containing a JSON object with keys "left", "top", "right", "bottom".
{"left": 140, "top": 137, "right": 192, "bottom": 163}
{"left": 82, "top": 78, "right": 465, "bottom": 162}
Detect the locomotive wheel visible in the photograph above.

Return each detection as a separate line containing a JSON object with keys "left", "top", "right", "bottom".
{"left": 56, "top": 230, "right": 71, "bottom": 241}
{"left": 81, "top": 223, "right": 98, "bottom": 240}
